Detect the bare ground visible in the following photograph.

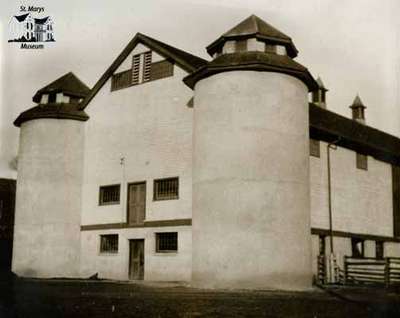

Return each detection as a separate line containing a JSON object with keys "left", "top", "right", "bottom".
{"left": 1, "top": 274, "right": 399, "bottom": 317}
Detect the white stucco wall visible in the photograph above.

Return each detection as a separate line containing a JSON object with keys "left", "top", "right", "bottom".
{"left": 80, "top": 45, "right": 193, "bottom": 280}
{"left": 310, "top": 143, "right": 393, "bottom": 236}
{"left": 80, "top": 226, "right": 192, "bottom": 281}
{"left": 82, "top": 47, "right": 193, "bottom": 226}
{"left": 12, "top": 119, "right": 84, "bottom": 278}
{"left": 192, "top": 71, "right": 312, "bottom": 290}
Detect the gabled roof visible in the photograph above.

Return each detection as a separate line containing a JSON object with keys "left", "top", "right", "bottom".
{"left": 34, "top": 17, "right": 50, "bottom": 24}
{"left": 14, "top": 13, "right": 30, "bottom": 22}
{"left": 207, "top": 14, "right": 298, "bottom": 58}
{"left": 79, "top": 33, "right": 208, "bottom": 110}
{"left": 33, "top": 72, "right": 90, "bottom": 103}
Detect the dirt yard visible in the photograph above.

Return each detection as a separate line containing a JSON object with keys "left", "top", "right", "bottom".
{"left": 1, "top": 275, "right": 400, "bottom": 317}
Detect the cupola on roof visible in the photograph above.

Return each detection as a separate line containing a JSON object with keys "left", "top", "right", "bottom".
{"left": 316, "top": 77, "right": 328, "bottom": 91}
{"left": 350, "top": 94, "right": 366, "bottom": 109}
{"left": 15, "top": 72, "right": 90, "bottom": 127}
{"left": 33, "top": 72, "right": 90, "bottom": 103}
{"left": 207, "top": 14, "right": 298, "bottom": 58}
{"left": 185, "top": 14, "right": 317, "bottom": 91}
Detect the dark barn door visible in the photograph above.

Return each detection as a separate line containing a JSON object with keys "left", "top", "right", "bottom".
{"left": 127, "top": 182, "right": 146, "bottom": 225}
{"left": 129, "top": 239, "right": 144, "bottom": 280}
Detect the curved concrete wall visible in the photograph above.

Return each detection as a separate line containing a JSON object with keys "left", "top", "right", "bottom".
{"left": 192, "top": 71, "right": 312, "bottom": 290}
{"left": 12, "top": 119, "right": 84, "bottom": 278}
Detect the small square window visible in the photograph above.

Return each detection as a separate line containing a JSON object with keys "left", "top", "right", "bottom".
{"left": 100, "top": 234, "right": 118, "bottom": 254}
{"left": 310, "top": 139, "right": 320, "bottom": 157}
{"left": 154, "top": 177, "right": 179, "bottom": 201}
{"left": 351, "top": 238, "right": 364, "bottom": 258}
{"left": 156, "top": 232, "right": 178, "bottom": 253}
{"left": 99, "top": 185, "right": 120, "bottom": 205}
{"left": 356, "top": 153, "right": 368, "bottom": 170}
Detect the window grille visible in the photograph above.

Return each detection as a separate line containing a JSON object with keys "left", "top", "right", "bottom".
{"left": 132, "top": 54, "right": 140, "bottom": 85}
{"left": 235, "top": 40, "right": 247, "bottom": 52}
{"left": 310, "top": 139, "right": 320, "bottom": 157}
{"left": 150, "top": 60, "right": 174, "bottom": 81}
{"left": 356, "top": 153, "right": 368, "bottom": 170}
{"left": 154, "top": 177, "right": 179, "bottom": 201}
{"left": 99, "top": 185, "right": 120, "bottom": 205}
{"left": 142, "top": 51, "right": 152, "bottom": 82}
{"left": 156, "top": 232, "right": 178, "bottom": 252}
{"left": 100, "top": 234, "right": 118, "bottom": 253}
{"left": 111, "top": 70, "right": 131, "bottom": 91}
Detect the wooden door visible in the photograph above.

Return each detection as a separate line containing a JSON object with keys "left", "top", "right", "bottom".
{"left": 127, "top": 182, "right": 146, "bottom": 225}
{"left": 129, "top": 239, "right": 144, "bottom": 280}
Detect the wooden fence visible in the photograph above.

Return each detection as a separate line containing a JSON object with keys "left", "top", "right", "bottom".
{"left": 343, "top": 256, "right": 400, "bottom": 287}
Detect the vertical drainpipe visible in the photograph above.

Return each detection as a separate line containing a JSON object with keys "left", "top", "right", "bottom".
{"left": 120, "top": 156, "right": 126, "bottom": 222}
{"left": 327, "top": 138, "right": 340, "bottom": 283}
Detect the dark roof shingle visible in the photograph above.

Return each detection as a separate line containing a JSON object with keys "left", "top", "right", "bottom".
{"left": 33, "top": 72, "right": 90, "bottom": 103}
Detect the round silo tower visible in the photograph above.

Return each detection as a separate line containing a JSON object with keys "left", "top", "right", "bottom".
{"left": 184, "top": 15, "right": 318, "bottom": 290}
{"left": 12, "top": 72, "right": 89, "bottom": 278}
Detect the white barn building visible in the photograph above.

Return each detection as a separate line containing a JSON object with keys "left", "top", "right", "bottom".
{"left": 11, "top": 15, "right": 400, "bottom": 290}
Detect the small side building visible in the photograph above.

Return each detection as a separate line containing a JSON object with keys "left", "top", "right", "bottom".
{"left": 0, "top": 179, "right": 16, "bottom": 274}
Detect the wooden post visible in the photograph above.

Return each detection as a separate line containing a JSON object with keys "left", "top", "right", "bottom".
{"left": 385, "top": 257, "right": 390, "bottom": 288}
{"left": 343, "top": 256, "right": 348, "bottom": 285}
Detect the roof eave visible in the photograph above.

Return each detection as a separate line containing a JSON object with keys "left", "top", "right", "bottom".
{"left": 183, "top": 61, "right": 317, "bottom": 92}
{"left": 206, "top": 34, "right": 298, "bottom": 58}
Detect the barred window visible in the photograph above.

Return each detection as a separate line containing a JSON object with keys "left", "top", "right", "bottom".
{"left": 150, "top": 60, "right": 174, "bottom": 81}
{"left": 100, "top": 234, "right": 118, "bottom": 254}
{"left": 154, "top": 177, "right": 179, "bottom": 201}
{"left": 111, "top": 70, "right": 131, "bottom": 91}
{"left": 356, "top": 153, "right": 368, "bottom": 170}
{"left": 235, "top": 40, "right": 247, "bottom": 52}
{"left": 310, "top": 139, "right": 320, "bottom": 157}
{"left": 156, "top": 232, "right": 178, "bottom": 252}
{"left": 142, "top": 51, "right": 152, "bottom": 82}
{"left": 99, "top": 185, "right": 120, "bottom": 205}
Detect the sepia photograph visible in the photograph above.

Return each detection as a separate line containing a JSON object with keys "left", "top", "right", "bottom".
{"left": 1, "top": 0, "right": 400, "bottom": 316}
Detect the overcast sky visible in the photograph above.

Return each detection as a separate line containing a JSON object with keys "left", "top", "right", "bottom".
{"left": 1, "top": 0, "right": 399, "bottom": 178}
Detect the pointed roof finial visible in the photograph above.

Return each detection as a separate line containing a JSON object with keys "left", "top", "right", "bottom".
{"left": 349, "top": 94, "right": 366, "bottom": 124}
{"left": 316, "top": 77, "right": 328, "bottom": 91}
{"left": 350, "top": 94, "right": 366, "bottom": 109}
